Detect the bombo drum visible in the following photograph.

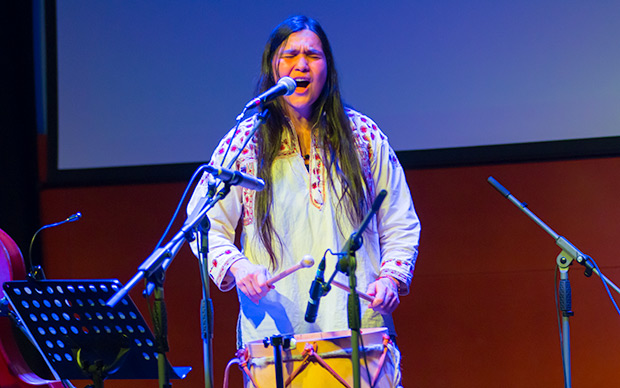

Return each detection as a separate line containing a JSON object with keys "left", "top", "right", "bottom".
{"left": 241, "top": 327, "right": 401, "bottom": 388}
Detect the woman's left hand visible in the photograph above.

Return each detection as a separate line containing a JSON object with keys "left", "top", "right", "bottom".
{"left": 366, "top": 277, "right": 400, "bottom": 315}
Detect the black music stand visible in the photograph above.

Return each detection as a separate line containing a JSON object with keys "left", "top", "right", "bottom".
{"left": 2, "top": 279, "right": 190, "bottom": 388}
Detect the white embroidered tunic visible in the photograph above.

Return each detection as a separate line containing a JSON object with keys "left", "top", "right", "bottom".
{"left": 187, "top": 109, "right": 420, "bottom": 347}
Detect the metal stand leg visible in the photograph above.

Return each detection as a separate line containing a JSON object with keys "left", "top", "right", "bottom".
{"left": 153, "top": 285, "right": 171, "bottom": 388}
{"left": 557, "top": 255, "right": 573, "bottom": 388}
{"left": 263, "top": 334, "right": 293, "bottom": 388}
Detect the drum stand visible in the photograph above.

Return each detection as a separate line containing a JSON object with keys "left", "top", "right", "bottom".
{"left": 488, "top": 177, "right": 620, "bottom": 388}
{"left": 262, "top": 334, "right": 294, "bottom": 388}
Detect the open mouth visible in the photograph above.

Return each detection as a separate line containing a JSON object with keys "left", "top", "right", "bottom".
{"left": 295, "top": 80, "right": 310, "bottom": 89}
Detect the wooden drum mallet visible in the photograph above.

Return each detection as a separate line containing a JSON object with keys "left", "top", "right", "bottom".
{"left": 266, "top": 255, "right": 315, "bottom": 287}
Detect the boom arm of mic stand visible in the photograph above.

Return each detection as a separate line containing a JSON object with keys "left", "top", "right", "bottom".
{"left": 334, "top": 190, "right": 387, "bottom": 276}
{"left": 106, "top": 237, "right": 185, "bottom": 308}
{"left": 106, "top": 188, "right": 222, "bottom": 308}
{"left": 321, "top": 189, "right": 388, "bottom": 293}
{"left": 487, "top": 176, "right": 620, "bottom": 295}
{"left": 224, "top": 109, "right": 269, "bottom": 170}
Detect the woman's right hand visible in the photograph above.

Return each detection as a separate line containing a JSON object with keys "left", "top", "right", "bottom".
{"left": 229, "top": 259, "right": 272, "bottom": 304}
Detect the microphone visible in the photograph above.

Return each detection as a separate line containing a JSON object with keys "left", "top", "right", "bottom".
{"left": 205, "top": 165, "right": 265, "bottom": 191}
{"left": 65, "top": 212, "right": 82, "bottom": 222}
{"left": 28, "top": 212, "right": 82, "bottom": 276}
{"left": 34, "top": 212, "right": 81, "bottom": 232}
{"left": 244, "top": 76, "right": 297, "bottom": 109}
{"left": 487, "top": 176, "right": 511, "bottom": 198}
{"left": 304, "top": 256, "right": 326, "bottom": 323}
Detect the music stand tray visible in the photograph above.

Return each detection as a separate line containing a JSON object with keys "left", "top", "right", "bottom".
{"left": 2, "top": 279, "right": 191, "bottom": 383}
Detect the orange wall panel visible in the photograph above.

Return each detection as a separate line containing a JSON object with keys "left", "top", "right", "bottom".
{"left": 38, "top": 157, "right": 620, "bottom": 387}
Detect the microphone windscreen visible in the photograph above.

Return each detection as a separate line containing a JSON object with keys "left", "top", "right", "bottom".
{"left": 279, "top": 76, "right": 297, "bottom": 95}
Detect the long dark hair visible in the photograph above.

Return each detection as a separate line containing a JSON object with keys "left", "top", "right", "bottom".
{"left": 254, "top": 15, "right": 370, "bottom": 269}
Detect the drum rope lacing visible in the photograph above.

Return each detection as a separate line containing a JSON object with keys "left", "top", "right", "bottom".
{"left": 223, "top": 334, "right": 401, "bottom": 388}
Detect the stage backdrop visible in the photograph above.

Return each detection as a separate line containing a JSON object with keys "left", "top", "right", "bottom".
{"left": 48, "top": 1, "right": 620, "bottom": 177}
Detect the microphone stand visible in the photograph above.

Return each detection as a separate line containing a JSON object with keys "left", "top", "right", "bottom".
{"left": 342, "top": 248, "right": 362, "bottom": 388}
{"left": 487, "top": 177, "right": 620, "bottom": 388}
{"left": 107, "top": 109, "right": 269, "bottom": 388}
{"left": 28, "top": 212, "right": 81, "bottom": 277}
{"left": 188, "top": 184, "right": 228, "bottom": 388}
{"left": 193, "top": 108, "right": 268, "bottom": 388}
{"left": 321, "top": 190, "right": 387, "bottom": 388}
{"left": 105, "top": 185, "right": 223, "bottom": 388}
